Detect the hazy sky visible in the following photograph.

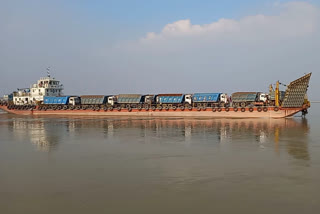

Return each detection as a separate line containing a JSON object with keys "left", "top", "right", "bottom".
{"left": 1, "top": 0, "right": 319, "bottom": 100}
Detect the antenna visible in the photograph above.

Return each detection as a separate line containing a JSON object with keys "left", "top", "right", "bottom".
{"left": 46, "top": 67, "right": 51, "bottom": 77}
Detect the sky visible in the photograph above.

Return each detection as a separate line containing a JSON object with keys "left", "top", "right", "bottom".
{"left": 1, "top": 0, "right": 319, "bottom": 100}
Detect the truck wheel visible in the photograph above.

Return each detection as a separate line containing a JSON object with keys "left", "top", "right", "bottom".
{"left": 249, "top": 107, "right": 253, "bottom": 112}
{"left": 165, "top": 106, "right": 169, "bottom": 111}
{"left": 180, "top": 106, "right": 185, "bottom": 111}
{"left": 263, "top": 107, "right": 268, "bottom": 112}
{"left": 257, "top": 107, "right": 262, "bottom": 112}
{"left": 274, "top": 107, "right": 279, "bottom": 112}
{"left": 188, "top": 106, "right": 193, "bottom": 111}
{"left": 217, "top": 108, "right": 222, "bottom": 112}
{"left": 108, "top": 107, "right": 113, "bottom": 111}
{"left": 212, "top": 108, "right": 216, "bottom": 112}
{"left": 172, "top": 106, "right": 177, "bottom": 111}
{"left": 158, "top": 106, "right": 162, "bottom": 110}
{"left": 241, "top": 107, "right": 245, "bottom": 112}
{"left": 233, "top": 107, "right": 238, "bottom": 112}
{"left": 117, "top": 107, "right": 121, "bottom": 111}
{"left": 225, "top": 107, "right": 230, "bottom": 112}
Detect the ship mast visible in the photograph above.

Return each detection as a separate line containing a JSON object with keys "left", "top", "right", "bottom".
{"left": 46, "top": 67, "right": 51, "bottom": 78}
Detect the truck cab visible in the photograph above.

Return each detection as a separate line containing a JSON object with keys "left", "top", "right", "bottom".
{"left": 258, "top": 93, "right": 267, "bottom": 102}
{"left": 219, "top": 93, "right": 228, "bottom": 103}
{"left": 107, "top": 96, "right": 117, "bottom": 106}
{"left": 69, "top": 97, "right": 80, "bottom": 106}
{"left": 184, "top": 94, "right": 192, "bottom": 105}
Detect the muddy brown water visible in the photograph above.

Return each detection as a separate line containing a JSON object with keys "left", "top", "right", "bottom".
{"left": 1, "top": 105, "right": 320, "bottom": 214}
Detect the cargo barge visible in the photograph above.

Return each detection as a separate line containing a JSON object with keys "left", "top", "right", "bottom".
{"left": 0, "top": 73, "right": 312, "bottom": 118}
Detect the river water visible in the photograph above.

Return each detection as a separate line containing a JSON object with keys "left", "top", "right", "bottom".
{"left": 1, "top": 105, "right": 320, "bottom": 214}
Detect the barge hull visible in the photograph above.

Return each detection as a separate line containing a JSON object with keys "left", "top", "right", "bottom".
{"left": 0, "top": 106, "right": 303, "bottom": 118}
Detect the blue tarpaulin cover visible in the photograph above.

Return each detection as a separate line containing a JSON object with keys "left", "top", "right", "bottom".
{"left": 192, "top": 93, "right": 221, "bottom": 102}
{"left": 44, "top": 96, "right": 70, "bottom": 105}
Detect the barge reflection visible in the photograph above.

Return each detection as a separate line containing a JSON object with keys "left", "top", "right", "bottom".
{"left": 9, "top": 116, "right": 310, "bottom": 160}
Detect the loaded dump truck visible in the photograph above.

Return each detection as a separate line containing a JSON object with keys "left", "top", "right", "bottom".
{"left": 192, "top": 93, "right": 228, "bottom": 107}
{"left": 116, "top": 94, "right": 144, "bottom": 108}
{"left": 156, "top": 94, "right": 191, "bottom": 106}
{"left": 268, "top": 91, "right": 286, "bottom": 106}
{"left": 41, "top": 96, "right": 80, "bottom": 110}
{"left": 231, "top": 92, "right": 267, "bottom": 107}
{"left": 80, "top": 95, "right": 108, "bottom": 110}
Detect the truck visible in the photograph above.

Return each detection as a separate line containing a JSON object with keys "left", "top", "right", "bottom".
{"left": 80, "top": 95, "right": 107, "bottom": 106}
{"left": 192, "top": 93, "right": 228, "bottom": 107}
{"left": 231, "top": 92, "right": 267, "bottom": 107}
{"left": 116, "top": 94, "right": 145, "bottom": 108}
{"left": 268, "top": 91, "right": 286, "bottom": 106}
{"left": 154, "top": 94, "right": 192, "bottom": 110}
{"left": 42, "top": 96, "right": 80, "bottom": 110}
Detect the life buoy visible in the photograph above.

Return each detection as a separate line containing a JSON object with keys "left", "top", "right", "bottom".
{"left": 257, "top": 107, "right": 262, "bottom": 112}
{"left": 233, "top": 107, "right": 238, "bottom": 112}
{"left": 241, "top": 107, "right": 245, "bottom": 112}
{"left": 263, "top": 107, "right": 268, "bottom": 112}
{"left": 217, "top": 108, "right": 222, "bottom": 112}
{"left": 212, "top": 108, "right": 216, "bottom": 112}
{"left": 225, "top": 107, "right": 230, "bottom": 112}
{"left": 274, "top": 107, "right": 279, "bottom": 112}
{"left": 249, "top": 107, "right": 254, "bottom": 112}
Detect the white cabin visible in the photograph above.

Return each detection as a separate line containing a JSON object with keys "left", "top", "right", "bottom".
{"left": 13, "top": 76, "right": 64, "bottom": 105}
